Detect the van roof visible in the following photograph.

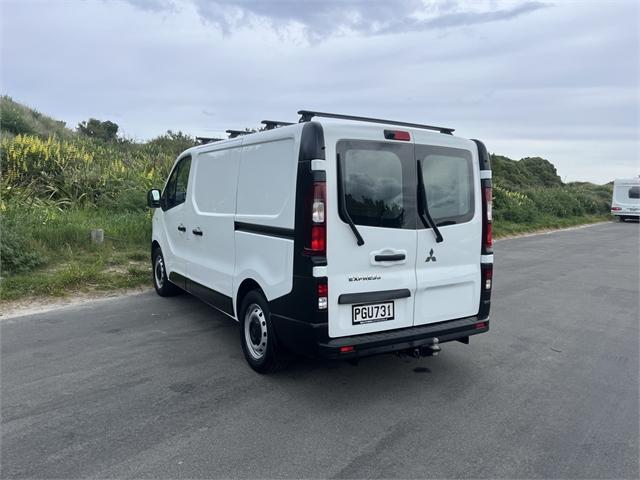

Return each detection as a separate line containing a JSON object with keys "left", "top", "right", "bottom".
{"left": 614, "top": 177, "right": 640, "bottom": 185}
{"left": 185, "top": 110, "right": 464, "bottom": 157}
{"left": 297, "top": 110, "right": 454, "bottom": 135}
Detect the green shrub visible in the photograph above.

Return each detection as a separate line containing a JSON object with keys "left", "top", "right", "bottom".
{"left": 1, "top": 216, "right": 48, "bottom": 274}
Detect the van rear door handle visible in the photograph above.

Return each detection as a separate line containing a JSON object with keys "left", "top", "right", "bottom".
{"left": 374, "top": 253, "right": 406, "bottom": 262}
{"left": 177, "top": 225, "right": 186, "bottom": 232}
{"left": 192, "top": 228, "right": 203, "bottom": 236}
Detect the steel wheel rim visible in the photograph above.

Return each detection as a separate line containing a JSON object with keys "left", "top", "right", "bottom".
{"left": 154, "top": 255, "right": 165, "bottom": 289}
{"left": 244, "top": 303, "right": 267, "bottom": 360}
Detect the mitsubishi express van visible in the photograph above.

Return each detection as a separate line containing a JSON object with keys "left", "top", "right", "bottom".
{"left": 147, "top": 110, "right": 493, "bottom": 373}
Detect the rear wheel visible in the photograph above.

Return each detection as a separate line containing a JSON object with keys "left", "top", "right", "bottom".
{"left": 239, "top": 290, "right": 288, "bottom": 373}
{"left": 152, "top": 247, "right": 182, "bottom": 297}
{"left": 619, "top": 216, "right": 626, "bottom": 222}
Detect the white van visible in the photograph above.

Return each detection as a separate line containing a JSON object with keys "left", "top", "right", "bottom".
{"left": 611, "top": 177, "right": 640, "bottom": 221}
{"left": 147, "top": 111, "right": 493, "bottom": 373}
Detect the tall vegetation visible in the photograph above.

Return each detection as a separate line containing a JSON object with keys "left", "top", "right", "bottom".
{"left": 490, "top": 154, "right": 611, "bottom": 225}
{"left": 77, "top": 118, "right": 119, "bottom": 142}
{"left": 0, "top": 97, "right": 195, "bottom": 282}
{"left": 0, "top": 96, "right": 613, "bottom": 296}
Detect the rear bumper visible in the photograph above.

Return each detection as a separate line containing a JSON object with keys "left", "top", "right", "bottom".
{"left": 271, "top": 313, "right": 489, "bottom": 360}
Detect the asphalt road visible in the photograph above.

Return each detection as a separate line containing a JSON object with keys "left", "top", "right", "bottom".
{"left": 2, "top": 221, "right": 638, "bottom": 479}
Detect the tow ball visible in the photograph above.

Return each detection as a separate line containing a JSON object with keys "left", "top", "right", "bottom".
{"left": 396, "top": 337, "right": 441, "bottom": 358}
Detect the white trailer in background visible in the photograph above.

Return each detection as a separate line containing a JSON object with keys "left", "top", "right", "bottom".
{"left": 611, "top": 177, "right": 640, "bottom": 221}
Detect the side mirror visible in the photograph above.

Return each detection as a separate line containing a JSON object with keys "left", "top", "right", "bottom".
{"left": 147, "top": 189, "right": 161, "bottom": 208}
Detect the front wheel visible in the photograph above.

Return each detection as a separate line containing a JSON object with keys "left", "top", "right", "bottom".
{"left": 152, "top": 247, "right": 182, "bottom": 297}
{"left": 239, "top": 290, "right": 288, "bottom": 373}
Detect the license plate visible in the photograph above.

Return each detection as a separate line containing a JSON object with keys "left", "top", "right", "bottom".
{"left": 352, "top": 301, "right": 394, "bottom": 325}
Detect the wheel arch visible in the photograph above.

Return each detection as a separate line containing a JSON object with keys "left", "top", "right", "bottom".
{"left": 151, "top": 240, "right": 161, "bottom": 257}
{"left": 235, "top": 278, "right": 265, "bottom": 318}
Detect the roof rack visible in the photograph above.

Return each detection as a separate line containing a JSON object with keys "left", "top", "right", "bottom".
{"left": 226, "top": 129, "right": 254, "bottom": 139}
{"left": 261, "top": 120, "right": 294, "bottom": 130}
{"left": 297, "top": 110, "right": 454, "bottom": 135}
{"left": 196, "top": 136, "right": 223, "bottom": 145}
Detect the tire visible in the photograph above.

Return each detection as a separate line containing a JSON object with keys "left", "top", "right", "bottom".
{"left": 239, "top": 290, "right": 289, "bottom": 373}
{"left": 152, "top": 247, "right": 182, "bottom": 297}
{"left": 619, "top": 216, "right": 626, "bottom": 222}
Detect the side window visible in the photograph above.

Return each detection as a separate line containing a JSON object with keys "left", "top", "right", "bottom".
{"left": 163, "top": 156, "right": 191, "bottom": 210}
{"left": 628, "top": 186, "right": 640, "bottom": 199}
{"left": 417, "top": 146, "right": 474, "bottom": 226}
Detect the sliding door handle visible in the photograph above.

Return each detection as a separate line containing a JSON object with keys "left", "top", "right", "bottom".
{"left": 192, "top": 228, "right": 203, "bottom": 236}
{"left": 177, "top": 225, "right": 186, "bottom": 232}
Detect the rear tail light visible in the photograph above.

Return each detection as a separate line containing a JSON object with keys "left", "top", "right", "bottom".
{"left": 611, "top": 206, "right": 622, "bottom": 211}
{"left": 339, "top": 345, "right": 355, "bottom": 353}
{"left": 317, "top": 281, "right": 328, "bottom": 310}
{"left": 482, "top": 183, "right": 493, "bottom": 252}
{"left": 305, "top": 182, "right": 326, "bottom": 254}
{"left": 311, "top": 225, "right": 326, "bottom": 252}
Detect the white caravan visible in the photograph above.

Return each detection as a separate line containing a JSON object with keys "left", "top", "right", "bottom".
{"left": 147, "top": 111, "right": 493, "bottom": 373}
{"left": 611, "top": 177, "right": 640, "bottom": 221}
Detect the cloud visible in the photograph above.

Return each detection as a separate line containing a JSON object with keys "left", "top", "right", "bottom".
{"left": 2, "top": 0, "right": 637, "bottom": 183}
{"left": 121, "top": 0, "right": 550, "bottom": 39}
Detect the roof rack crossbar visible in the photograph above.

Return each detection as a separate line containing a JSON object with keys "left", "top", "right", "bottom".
{"left": 297, "top": 110, "right": 454, "bottom": 135}
{"left": 196, "top": 136, "right": 223, "bottom": 145}
{"left": 261, "top": 120, "right": 294, "bottom": 130}
{"left": 226, "top": 129, "right": 253, "bottom": 139}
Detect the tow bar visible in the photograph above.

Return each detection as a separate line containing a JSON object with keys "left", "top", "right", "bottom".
{"left": 396, "top": 337, "right": 441, "bottom": 358}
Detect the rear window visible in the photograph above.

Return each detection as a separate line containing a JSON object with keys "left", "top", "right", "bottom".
{"left": 337, "top": 140, "right": 416, "bottom": 229}
{"left": 417, "top": 146, "right": 474, "bottom": 225}
{"left": 629, "top": 186, "right": 640, "bottom": 199}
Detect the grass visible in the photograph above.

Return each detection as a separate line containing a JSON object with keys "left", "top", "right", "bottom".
{"left": 0, "top": 245, "right": 151, "bottom": 301}
{"left": 0, "top": 208, "right": 152, "bottom": 302}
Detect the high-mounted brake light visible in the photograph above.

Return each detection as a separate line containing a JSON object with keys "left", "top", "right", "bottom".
{"left": 305, "top": 182, "right": 326, "bottom": 254}
{"left": 384, "top": 130, "right": 411, "bottom": 141}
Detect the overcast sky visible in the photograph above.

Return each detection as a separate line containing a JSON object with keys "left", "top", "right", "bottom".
{"left": 1, "top": 0, "right": 638, "bottom": 183}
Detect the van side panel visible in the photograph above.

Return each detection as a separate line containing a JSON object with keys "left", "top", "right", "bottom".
{"left": 233, "top": 133, "right": 299, "bottom": 311}
{"left": 236, "top": 138, "right": 297, "bottom": 229}
{"left": 186, "top": 144, "right": 241, "bottom": 312}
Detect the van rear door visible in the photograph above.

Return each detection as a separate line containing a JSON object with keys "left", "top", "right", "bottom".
{"left": 613, "top": 182, "right": 640, "bottom": 214}
{"left": 413, "top": 139, "right": 481, "bottom": 325}
{"left": 327, "top": 139, "right": 418, "bottom": 338}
